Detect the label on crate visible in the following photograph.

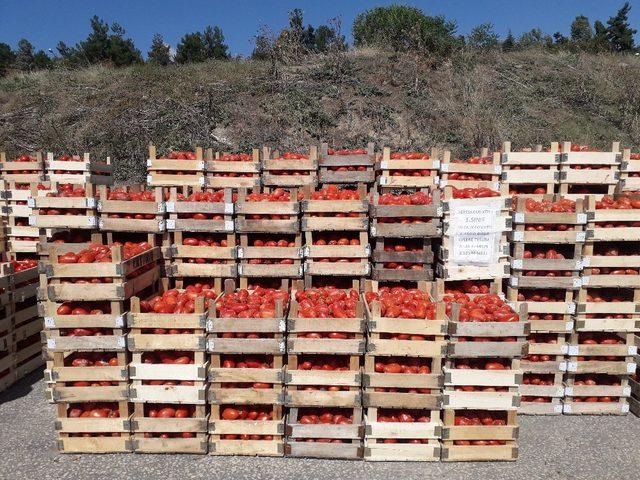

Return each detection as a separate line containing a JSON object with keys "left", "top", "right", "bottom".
{"left": 447, "top": 200, "right": 504, "bottom": 266}
{"left": 44, "top": 317, "right": 55, "bottom": 328}
{"left": 560, "top": 344, "right": 569, "bottom": 354}
{"left": 440, "top": 163, "right": 450, "bottom": 172}
{"left": 27, "top": 198, "right": 36, "bottom": 208}
{"left": 628, "top": 363, "right": 637, "bottom": 374}
{"left": 623, "top": 387, "right": 631, "bottom": 396}
{"left": 224, "top": 203, "right": 234, "bottom": 214}
{"left": 513, "top": 231, "right": 525, "bottom": 242}
{"left": 513, "top": 213, "right": 525, "bottom": 223}
{"left": 575, "top": 232, "right": 586, "bottom": 242}
{"left": 581, "top": 276, "right": 590, "bottom": 286}
{"left": 165, "top": 219, "right": 176, "bottom": 230}
{"left": 564, "top": 387, "right": 574, "bottom": 396}
{"left": 224, "top": 220, "right": 234, "bottom": 231}
{"left": 566, "top": 303, "right": 576, "bottom": 314}
{"left": 86, "top": 217, "right": 97, "bottom": 227}
{"left": 146, "top": 159, "right": 153, "bottom": 167}
{"left": 512, "top": 259, "right": 523, "bottom": 269}
{"left": 46, "top": 338, "right": 57, "bottom": 349}
{"left": 28, "top": 216, "right": 36, "bottom": 226}
{"left": 576, "top": 213, "right": 587, "bottom": 224}
{"left": 279, "top": 319, "right": 286, "bottom": 332}
{"left": 565, "top": 321, "right": 574, "bottom": 331}
{"left": 114, "top": 316, "right": 125, "bottom": 328}
{"left": 572, "top": 277, "right": 582, "bottom": 288}
{"left": 164, "top": 202, "right": 175, "bottom": 212}
{"left": 433, "top": 160, "right": 441, "bottom": 169}
{"left": 566, "top": 361, "right": 578, "bottom": 372}
{"left": 379, "top": 177, "right": 390, "bottom": 186}
{"left": 510, "top": 277, "right": 519, "bottom": 287}
{"left": 622, "top": 404, "right": 630, "bottom": 413}
{"left": 629, "top": 346, "right": 638, "bottom": 355}
{"left": 567, "top": 346, "right": 579, "bottom": 356}
{"left": 581, "top": 257, "right": 590, "bottom": 267}
{"left": 86, "top": 198, "right": 97, "bottom": 208}
{"left": 559, "top": 361, "right": 568, "bottom": 372}
{"left": 563, "top": 404, "right": 572, "bottom": 413}
{"left": 236, "top": 247, "right": 244, "bottom": 258}
{"left": 493, "top": 165, "right": 502, "bottom": 174}
{"left": 116, "top": 336, "right": 126, "bottom": 348}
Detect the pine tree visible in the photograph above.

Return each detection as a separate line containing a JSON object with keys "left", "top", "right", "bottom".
{"left": 203, "top": 26, "right": 229, "bottom": 59}
{"left": 14, "top": 39, "right": 35, "bottom": 71}
{"left": 0, "top": 43, "right": 15, "bottom": 76}
{"left": 148, "top": 33, "right": 172, "bottom": 65}
{"left": 175, "top": 32, "right": 207, "bottom": 63}
{"left": 593, "top": 20, "right": 610, "bottom": 52}
{"left": 606, "top": 2, "right": 636, "bottom": 52}
{"left": 570, "top": 15, "right": 593, "bottom": 47}
{"left": 502, "top": 30, "right": 515, "bottom": 52}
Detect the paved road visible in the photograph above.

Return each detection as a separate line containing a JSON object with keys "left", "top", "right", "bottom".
{"left": 1, "top": 370, "right": 639, "bottom": 480}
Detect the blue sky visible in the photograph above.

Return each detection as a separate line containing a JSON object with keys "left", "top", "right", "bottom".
{"left": 0, "top": 0, "right": 637, "bottom": 57}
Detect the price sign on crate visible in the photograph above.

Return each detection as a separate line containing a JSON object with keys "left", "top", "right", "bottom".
{"left": 447, "top": 199, "right": 503, "bottom": 266}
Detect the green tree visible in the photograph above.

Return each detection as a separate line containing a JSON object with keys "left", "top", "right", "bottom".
{"left": 606, "top": 2, "right": 636, "bottom": 52}
{"left": 517, "top": 28, "right": 550, "bottom": 49}
{"left": 502, "top": 30, "right": 515, "bottom": 52}
{"left": 0, "top": 42, "right": 15, "bottom": 76}
{"left": 467, "top": 22, "right": 499, "bottom": 50}
{"left": 352, "top": 5, "right": 459, "bottom": 56}
{"left": 175, "top": 32, "right": 207, "bottom": 63}
{"left": 33, "top": 50, "right": 53, "bottom": 69}
{"left": 592, "top": 20, "right": 610, "bottom": 52}
{"left": 14, "top": 39, "right": 35, "bottom": 71}
{"left": 79, "top": 15, "right": 110, "bottom": 63}
{"left": 108, "top": 22, "right": 142, "bottom": 66}
{"left": 148, "top": 33, "right": 172, "bottom": 65}
{"left": 315, "top": 24, "right": 345, "bottom": 52}
{"left": 203, "top": 26, "right": 229, "bottom": 59}
{"left": 570, "top": 15, "right": 593, "bottom": 49}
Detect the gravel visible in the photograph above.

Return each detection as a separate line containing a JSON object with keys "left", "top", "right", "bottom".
{"left": 1, "top": 369, "right": 639, "bottom": 480}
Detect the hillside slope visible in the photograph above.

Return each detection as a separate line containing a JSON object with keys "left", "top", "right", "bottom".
{"left": 1, "top": 49, "right": 639, "bottom": 182}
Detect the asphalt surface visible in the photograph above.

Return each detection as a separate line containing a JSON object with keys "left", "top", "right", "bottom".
{"left": 1, "top": 369, "right": 639, "bottom": 480}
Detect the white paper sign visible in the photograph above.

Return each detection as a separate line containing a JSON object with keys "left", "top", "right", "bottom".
{"left": 448, "top": 199, "right": 503, "bottom": 266}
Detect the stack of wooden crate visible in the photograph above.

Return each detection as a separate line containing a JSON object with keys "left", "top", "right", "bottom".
{"left": 362, "top": 281, "right": 445, "bottom": 461}
{"left": 45, "top": 152, "right": 112, "bottom": 185}
{"left": 558, "top": 142, "right": 621, "bottom": 200}
{"left": 207, "top": 279, "right": 287, "bottom": 456}
{"left": 42, "top": 242, "right": 161, "bottom": 452}
{"left": 500, "top": 142, "right": 561, "bottom": 198}
{"left": 285, "top": 284, "right": 365, "bottom": 459}
{"left": 563, "top": 194, "right": 640, "bottom": 415}
{"left": 261, "top": 147, "right": 318, "bottom": 189}
{"left": 318, "top": 144, "right": 376, "bottom": 187}
{"left": 507, "top": 196, "right": 587, "bottom": 414}
{"left": 235, "top": 188, "right": 302, "bottom": 289}
{"left": 441, "top": 296, "right": 527, "bottom": 461}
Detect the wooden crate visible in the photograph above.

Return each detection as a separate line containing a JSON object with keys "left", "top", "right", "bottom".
{"left": 0, "top": 151, "right": 44, "bottom": 183}
{"left": 364, "top": 408, "right": 441, "bottom": 461}
{"left": 235, "top": 188, "right": 299, "bottom": 234}
{"left": 506, "top": 287, "right": 575, "bottom": 334}
{"left": 441, "top": 409, "right": 518, "bottom": 461}
{"left": 165, "top": 187, "right": 234, "bottom": 233}
{"left": 207, "top": 280, "right": 287, "bottom": 357}
{"left": 563, "top": 372, "right": 630, "bottom": 415}
{"left": 55, "top": 401, "right": 131, "bottom": 453}
{"left": 371, "top": 238, "right": 434, "bottom": 282}
{"left": 439, "top": 149, "right": 501, "bottom": 191}
{"left": 205, "top": 149, "right": 261, "bottom": 189}
{"left": 500, "top": 142, "right": 561, "bottom": 197}
{"left": 168, "top": 231, "right": 237, "bottom": 281}
{"left": 41, "top": 244, "right": 161, "bottom": 302}
{"left": 377, "top": 147, "right": 439, "bottom": 189}
{"left": 318, "top": 143, "right": 376, "bottom": 185}
{"left": 131, "top": 410, "right": 208, "bottom": 454}
{"left": 261, "top": 146, "right": 318, "bottom": 188}
{"left": 363, "top": 281, "right": 445, "bottom": 409}
{"left": 97, "top": 185, "right": 165, "bottom": 233}
{"left": 209, "top": 404, "right": 284, "bottom": 456}
{"left": 285, "top": 406, "right": 363, "bottom": 459}
{"left": 574, "top": 289, "right": 640, "bottom": 334}
{"left": 618, "top": 149, "right": 640, "bottom": 192}
{"left": 558, "top": 142, "right": 621, "bottom": 197}
{"left": 519, "top": 371, "right": 565, "bottom": 415}
{"left": 146, "top": 145, "right": 205, "bottom": 187}
{"left": 29, "top": 182, "right": 97, "bottom": 230}
{"left": 565, "top": 331, "right": 637, "bottom": 376}
{"left": 238, "top": 233, "right": 303, "bottom": 283}
{"left": 584, "top": 194, "right": 640, "bottom": 244}
{"left": 369, "top": 188, "right": 442, "bottom": 238}
{"left": 45, "top": 152, "right": 113, "bottom": 185}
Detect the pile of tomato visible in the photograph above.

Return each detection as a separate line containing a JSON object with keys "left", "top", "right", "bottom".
{"left": 442, "top": 294, "right": 520, "bottom": 323}
{"left": 11, "top": 258, "right": 38, "bottom": 272}
{"left": 219, "top": 406, "right": 275, "bottom": 440}
{"left": 243, "top": 188, "right": 300, "bottom": 220}
{"left": 376, "top": 409, "right": 433, "bottom": 443}
{"left": 583, "top": 291, "right": 632, "bottom": 319}
{"left": 220, "top": 355, "right": 274, "bottom": 389}
{"left": 180, "top": 235, "right": 229, "bottom": 264}
{"left": 296, "top": 288, "right": 358, "bottom": 319}
{"left": 159, "top": 151, "right": 197, "bottom": 160}
{"left": 447, "top": 156, "right": 494, "bottom": 181}
{"left": 269, "top": 152, "right": 312, "bottom": 176}
{"left": 570, "top": 375, "right": 621, "bottom": 403}
{"left": 595, "top": 195, "right": 640, "bottom": 210}
{"left": 67, "top": 402, "right": 122, "bottom": 436}
{"left": 6, "top": 154, "right": 39, "bottom": 173}
{"left": 452, "top": 410, "right": 507, "bottom": 446}
{"left": 515, "top": 289, "right": 566, "bottom": 303}
{"left": 216, "top": 287, "right": 289, "bottom": 321}
{"left": 311, "top": 234, "right": 362, "bottom": 262}
{"left": 56, "top": 302, "right": 111, "bottom": 315}
{"left": 141, "top": 352, "right": 194, "bottom": 365}
{"left": 523, "top": 374, "right": 556, "bottom": 386}
{"left": 376, "top": 191, "right": 432, "bottom": 206}
{"left": 444, "top": 281, "right": 492, "bottom": 295}
{"left": 296, "top": 408, "right": 354, "bottom": 442}
{"left": 141, "top": 405, "right": 198, "bottom": 438}
{"left": 364, "top": 287, "right": 436, "bottom": 320}
{"left": 139, "top": 287, "right": 216, "bottom": 316}
{"left": 39, "top": 185, "right": 89, "bottom": 215}
{"left": 388, "top": 152, "right": 431, "bottom": 176}
{"left": 309, "top": 185, "right": 361, "bottom": 201}
{"left": 525, "top": 334, "right": 560, "bottom": 362}
{"left": 508, "top": 186, "right": 549, "bottom": 196}
{"left": 64, "top": 353, "right": 120, "bottom": 386}
{"left": 575, "top": 333, "right": 624, "bottom": 361}
{"left": 450, "top": 187, "right": 500, "bottom": 199}
{"left": 51, "top": 154, "right": 83, "bottom": 174}
{"left": 522, "top": 247, "right": 568, "bottom": 260}
{"left": 210, "top": 153, "right": 256, "bottom": 178}
{"left": 59, "top": 327, "right": 112, "bottom": 337}
{"left": 326, "top": 148, "right": 369, "bottom": 172}
{"left": 524, "top": 198, "right": 576, "bottom": 213}
{"left": 60, "top": 241, "right": 152, "bottom": 262}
